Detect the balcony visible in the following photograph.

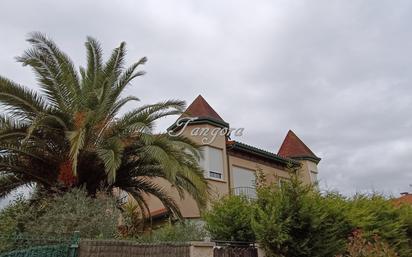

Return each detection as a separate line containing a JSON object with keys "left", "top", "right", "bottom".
{"left": 231, "top": 187, "right": 257, "bottom": 200}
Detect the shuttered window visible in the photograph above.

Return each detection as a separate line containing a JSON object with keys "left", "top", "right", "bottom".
{"left": 199, "top": 146, "right": 224, "bottom": 180}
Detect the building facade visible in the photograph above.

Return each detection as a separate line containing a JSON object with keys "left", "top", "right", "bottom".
{"left": 146, "top": 95, "right": 321, "bottom": 219}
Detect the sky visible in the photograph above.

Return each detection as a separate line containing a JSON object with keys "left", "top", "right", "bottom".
{"left": 1, "top": 0, "right": 412, "bottom": 206}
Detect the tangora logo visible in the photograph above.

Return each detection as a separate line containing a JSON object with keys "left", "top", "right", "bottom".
{"left": 168, "top": 117, "right": 244, "bottom": 144}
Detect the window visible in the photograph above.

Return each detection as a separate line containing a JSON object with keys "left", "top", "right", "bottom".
{"left": 278, "top": 178, "right": 289, "bottom": 188}
{"left": 200, "top": 146, "right": 224, "bottom": 180}
{"left": 232, "top": 166, "right": 256, "bottom": 199}
{"left": 310, "top": 171, "right": 318, "bottom": 184}
{"left": 209, "top": 171, "right": 222, "bottom": 179}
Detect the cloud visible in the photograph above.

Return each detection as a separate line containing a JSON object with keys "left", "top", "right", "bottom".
{"left": 0, "top": 0, "right": 411, "bottom": 196}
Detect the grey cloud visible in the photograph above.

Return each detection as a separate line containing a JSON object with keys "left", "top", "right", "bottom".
{"left": 0, "top": 0, "right": 411, "bottom": 199}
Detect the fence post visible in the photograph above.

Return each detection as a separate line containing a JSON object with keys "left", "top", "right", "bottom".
{"left": 69, "top": 231, "right": 80, "bottom": 257}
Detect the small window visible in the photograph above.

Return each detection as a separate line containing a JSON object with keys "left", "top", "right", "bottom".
{"left": 199, "top": 146, "right": 224, "bottom": 180}
{"left": 278, "top": 178, "right": 289, "bottom": 188}
{"left": 209, "top": 171, "right": 223, "bottom": 179}
{"left": 310, "top": 171, "right": 318, "bottom": 183}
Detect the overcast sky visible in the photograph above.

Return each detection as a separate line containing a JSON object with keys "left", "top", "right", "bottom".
{"left": 1, "top": 0, "right": 412, "bottom": 206}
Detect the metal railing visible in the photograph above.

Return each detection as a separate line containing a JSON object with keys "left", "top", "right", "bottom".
{"left": 0, "top": 232, "right": 80, "bottom": 257}
{"left": 213, "top": 240, "right": 258, "bottom": 257}
{"left": 231, "top": 187, "right": 257, "bottom": 199}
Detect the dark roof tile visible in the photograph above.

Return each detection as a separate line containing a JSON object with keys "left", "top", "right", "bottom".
{"left": 182, "top": 95, "right": 225, "bottom": 122}
{"left": 278, "top": 130, "right": 320, "bottom": 162}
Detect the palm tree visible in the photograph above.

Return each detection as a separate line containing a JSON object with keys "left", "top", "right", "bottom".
{"left": 0, "top": 32, "right": 208, "bottom": 218}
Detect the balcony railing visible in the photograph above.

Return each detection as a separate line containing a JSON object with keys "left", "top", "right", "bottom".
{"left": 231, "top": 187, "right": 257, "bottom": 199}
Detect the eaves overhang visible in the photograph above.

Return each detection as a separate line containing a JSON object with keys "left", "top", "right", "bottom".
{"left": 227, "top": 141, "right": 300, "bottom": 167}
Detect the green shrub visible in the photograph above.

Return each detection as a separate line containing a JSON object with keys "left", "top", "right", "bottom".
{"left": 203, "top": 195, "right": 255, "bottom": 242}
{"left": 201, "top": 173, "right": 412, "bottom": 257}
{"left": 344, "top": 195, "right": 411, "bottom": 257}
{"left": 25, "top": 189, "right": 121, "bottom": 238}
{"left": 0, "top": 196, "right": 34, "bottom": 251}
{"left": 337, "top": 230, "right": 399, "bottom": 257}
{"left": 252, "top": 175, "right": 351, "bottom": 257}
{"left": 0, "top": 196, "right": 32, "bottom": 236}
{"left": 118, "top": 201, "right": 145, "bottom": 238}
{"left": 397, "top": 203, "right": 412, "bottom": 245}
{"left": 137, "top": 221, "right": 207, "bottom": 243}
{"left": 251, "top": 176, "right": 412, "bottom": 257}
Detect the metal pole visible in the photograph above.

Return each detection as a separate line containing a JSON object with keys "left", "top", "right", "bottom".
{"left": 69, "top": 231, "right": 80, "bottom": 257}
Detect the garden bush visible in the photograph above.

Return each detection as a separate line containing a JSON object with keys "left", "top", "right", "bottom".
{"left": 0, "top": 189, "right": 121, "bottom": 239}
{"left": 397, "top": 203, "right": 412, "bottom": 246}
{"left": 252, "top": 175, "right": 351, "bottom": 257}
{"left": 25, "top": 189, "right": 121, "bottom": 238}
{"left": 203, "top": 195, "right": 255, "bottom": 242}
{"left": 337, "top": 230, "right": 399, "bottom": 257}
{"left": 202, "top": 173, "right": 412, "bottom": 257}
{"left": 136, "top": 221, "right": 208, "bottom": 243}
{"left": 343, "top": 194, "right": 411, "bottom": 257}
{"left": 0, "top": 196, "right": 32, "bottom": 236}
{"left": 118, "top": 201, "right": 145, "bottom": 238}
{"left": 0, "top": 196, "right": 34, "bottom": 251}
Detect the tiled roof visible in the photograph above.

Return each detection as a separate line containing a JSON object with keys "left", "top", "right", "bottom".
{"left": 278, "top": 130, "right": 321, "bottom": 163}
{"left": 393, "top": 194, "right": 412, "bottom": 206}
{"left": 150, "top": 208, "right": 169, "bottom": 218}
{"left": 168, "top": 95, "right": 228, "bottom": 131}
{"left": 182, "top": 95, "right": 225, "bottom": 122}
{"left": 227, "top": 140, "right": 300, "bottom": 166}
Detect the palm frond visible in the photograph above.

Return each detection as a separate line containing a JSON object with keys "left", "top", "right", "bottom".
{"left": 66, "top": 128, "right": 86, "bottom": 176}
{"left": 0, "top": 34, "right": 208, "bottom": 222}
{"left": 110, "top": 57, "right": 147, "bottom": 102}
{"left": 125, "top": 178, "right": 182, "bottom": 219}
{"left": 18, "top": 32, "right": 80, "bottom": 111}
{"left": 0, "top": 157, "right": 56, "bottom": 188}
{"left": 0, "top": 174, "right": 28, "bottom": 198}
{"left": 103, "top": 42, "right": 126, "bottom": 80}
{"left": 111, "top": 100, "right": 186, "bottom": 138}
{"left": 107, "top": 96, "right": 140, "bottom": 120}
{"left": 133, "top": 100, "right": 186, "bottom": 117}
{"left": 130, "top": 191, "right": 151, "bottom": 222}
{"left": 97, "top": 137, "right": 124, "bottom": 183}
{"left": 84, "top": 36, "right": 103, "bottom": 90}
{"left": 0, "top": 76, "right": 48, "bottom": 118}
{"left": 116, "top": 133, "right": 208, "bottom": 210}
{"left": 0, "top": 142, "right": 47, "bottom": 161}
{"left": 0, "top": 114, "right": 28, "bottom": 133}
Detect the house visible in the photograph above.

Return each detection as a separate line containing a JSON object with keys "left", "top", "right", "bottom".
{"left": 393, "top": 192, "right": 412, "bottom": 206}
{"left": 145, "top": 95, "right": 321, "bottom": 219}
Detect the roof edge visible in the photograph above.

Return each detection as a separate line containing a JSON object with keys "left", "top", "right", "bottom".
{"left": 289, "top": 156, "right": 321, "bottom": 164}
{"left": 227, "top": 141, "right": 300, "bottom": 166}
{"left": 278, "top": 130, "right": 320, "bottom": 161}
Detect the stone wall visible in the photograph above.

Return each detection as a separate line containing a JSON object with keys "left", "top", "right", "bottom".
{"left": 79, "top": 240, "right": 190, "bottom": 257}
{"left": 78, "top": 240, "right": 265, "bottom": 257}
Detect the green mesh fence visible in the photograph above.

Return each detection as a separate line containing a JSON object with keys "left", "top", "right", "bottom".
{"left": 0, "top": 232, "right": 79, "bottom": 257}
